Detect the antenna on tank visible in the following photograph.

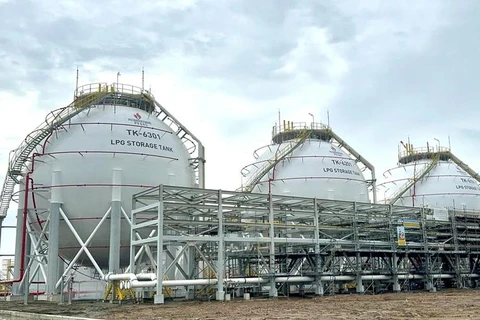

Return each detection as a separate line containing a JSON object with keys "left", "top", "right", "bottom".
{"left": 75, "top": 66, "right": 79, "bottom": 99}
{"left": 142, "top": 67, "right": 145, "bottom": 92}
{"left": 278, "top": 109, "right": 281, "bottom": 131}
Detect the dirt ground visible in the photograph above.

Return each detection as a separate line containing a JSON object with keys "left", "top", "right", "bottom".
{"left": 1, "top": 289, "right": 480, "bottom": 319}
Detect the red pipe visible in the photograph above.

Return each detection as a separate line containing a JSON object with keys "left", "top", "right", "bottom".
{"left": 30, "top": 177, "right": 44, "bottom": 236}
{"left": 0, "top": 153, "right": 38, "bottom": 285}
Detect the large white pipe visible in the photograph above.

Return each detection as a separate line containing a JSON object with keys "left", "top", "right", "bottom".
{"left": 127, "top": 279, "right": 220, "bottom": 289}
{"left": 397, "top": 274, "right": 480, "bottom": 280}
{"left": 163, "top": 279, "right": 219, "bottom": 287}
{"left": 319, "top": 276, "right": 354, "bottom": 281}
{"left": 120, "top": 273, "right": 480, "bottom": 289}
{"left": 275, "top": 276, "right": 313, "bottom": 283}
{"left": 127, "top": 280, "right": 157, "bottom": 289}
{"left": 225, "top": 277, "right": 268, "bottom": 284}
{"left": 104, "top": 272, "right": 136, "bottom": 281}
{"left": 136, "top": 273, "right": 157, "bottom": 281}
{"left": 225, "top": 278, "right": 268, "bottom": 284}
{"left": 125, "top": 276, "right": 383, "bottom": 289}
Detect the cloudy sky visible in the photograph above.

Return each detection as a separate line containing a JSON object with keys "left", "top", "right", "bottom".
{"left": 1, "top": 0, "right": 480, "bottom": 253}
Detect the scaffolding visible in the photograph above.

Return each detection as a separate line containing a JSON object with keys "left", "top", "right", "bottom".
{"left": 125, "top": 185, "right": 480, "bottom": 303}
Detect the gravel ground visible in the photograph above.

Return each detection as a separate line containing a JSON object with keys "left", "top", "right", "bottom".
{"left": 1, "top": 289, "right": 479, "bottom": 319}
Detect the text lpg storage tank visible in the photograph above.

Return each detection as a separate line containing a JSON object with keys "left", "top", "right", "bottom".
{"left": 240, "top": 121, "right": 374, "bottom": 202}
{"left": 17, "top": 83, "right": 198, "bottom": 268}
{"left": 378, "top": 140, "right": 480, "bottom": 211}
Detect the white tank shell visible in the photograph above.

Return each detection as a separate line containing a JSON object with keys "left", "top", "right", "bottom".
{"left": 378, "top": 159, "right": 480, "bottom": 210}
{"left": 29, "top": 105, "right": 195, "bottom": 267}
{"left": 244, "top": 139, "right": 369, "bottom": 202}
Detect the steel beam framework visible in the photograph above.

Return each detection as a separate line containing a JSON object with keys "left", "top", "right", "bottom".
{"left": 129, "top": 185, "right": 480, "bottom": 303}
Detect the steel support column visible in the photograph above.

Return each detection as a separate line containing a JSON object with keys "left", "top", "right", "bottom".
{"left": 313, "top": 198, "right": 323, "bottom": 295}
{"left": 109, "top": 169, "right": 122, "bottom": 275}
{"left": 390, "top": 205, "right": 401, "bottom": 292}
{"left": 154, "top": 185, "right": 165, "bottom": 304}
{"left": 216, "top": 190, "right": 225, "bottom": 301}
{"left": 47, "top": 170, "right": 62, "bottom": 297}
{"left": 353, "top": 203, "right": 364, "bottom": 293}
{"left": 268, "top": 193, "right": 277, "bottom": 298}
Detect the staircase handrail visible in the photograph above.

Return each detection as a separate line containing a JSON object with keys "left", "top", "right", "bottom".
{"left": 0, "top": 86, "right": 109, "bottom": 217}
{"left": 388, "top": 152, "right": 441, "bottom": 205}
{"left": 242, "top": 129, "right": 311, "bottom": 192}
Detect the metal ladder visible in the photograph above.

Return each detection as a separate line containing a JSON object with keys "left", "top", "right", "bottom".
{"left": 0, "top": 89, "right": 109, "bottom": 218}
{"left": 388, "top": 152, "right": 441, "bottom": 205}
{"left": 242, "top": 129, "right": 311, "bottom": 193}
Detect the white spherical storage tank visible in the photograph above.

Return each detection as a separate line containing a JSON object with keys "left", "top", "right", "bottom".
{"left": 378, "top": 142, "right": 480, "bottom": 211}
{"left": 25, "top": 84, "right": 196, "bottom": 268}
{"left": 241, "top": 122, "right": 370, "bottom": 202}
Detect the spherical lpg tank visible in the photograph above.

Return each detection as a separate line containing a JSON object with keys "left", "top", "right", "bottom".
{"left": 241, "top": 122, "right": 369, "bottom": 202}
{"left": 378, "top": 142, "right": 480, "bottom": 210}
{"left": 27, "top": 83, "right": 195, "bottom": 267}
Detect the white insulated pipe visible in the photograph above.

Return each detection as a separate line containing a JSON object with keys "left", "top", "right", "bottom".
{"left": 103, "top": 272, "right": 136, "bottom": 281}
{"left": 225, "top": 277, "right": 268, "bottom": 284}
{"left": 136, "top": 273, "right": 157, "bottom": 281}
{"left": 123, "top": 275, "right": 389, "bottom": 289}
{"left": 114, "top": 273, "right": 480, "bottom": 289}
{"left": 127, "top": 280, "right": 157, "bottom": 289}
{"left": 126, "top": 279, "right": 219, "bottom": 289}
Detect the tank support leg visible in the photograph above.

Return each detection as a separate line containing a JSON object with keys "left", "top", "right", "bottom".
{"left": 154, "top": 185, "right": 165, "bottom": 304}
{"left": 109, "top": 169, "right": 122, "bottom": 302}
{"left": 47, "top": 170, "right": 62, "bottom": 299}
{"left": 12, "top": 180, "right": 25, "bottom": 295}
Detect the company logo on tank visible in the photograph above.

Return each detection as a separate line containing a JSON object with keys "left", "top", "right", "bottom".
{"left": 127, "top": 113, "right": 152, "bottom": 126}
{"left": 329, "top": 146, "right": 343, "bottom": 157}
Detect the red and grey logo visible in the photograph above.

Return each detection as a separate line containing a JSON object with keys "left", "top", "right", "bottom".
{"left": 133, "top": 112, "right": 142, "bottom": 120}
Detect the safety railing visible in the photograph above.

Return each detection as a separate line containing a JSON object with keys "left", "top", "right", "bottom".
{"left": 74, "top": 82, "right": 154, "bottom": 101}
{"left": 389, "top": 152, "right": 441, "bottom": 205}
{"left": 272, "top": 122, "right": 328, "bottom": 137}
{"left": 242, "top": 129, "right": 311, "bottom": 192}
{"left": 398, "top": 146, "right": 450, "bottom": 160}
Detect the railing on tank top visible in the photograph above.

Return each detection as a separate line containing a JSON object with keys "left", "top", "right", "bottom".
{"left": 398, "top": 146, "right": 450, "bottom": 161}
{"left": 74, "top": 83, "right": 155, "bottom": 101}
{"left": 272, "top": 121, "right": 328, "bottom": 138}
